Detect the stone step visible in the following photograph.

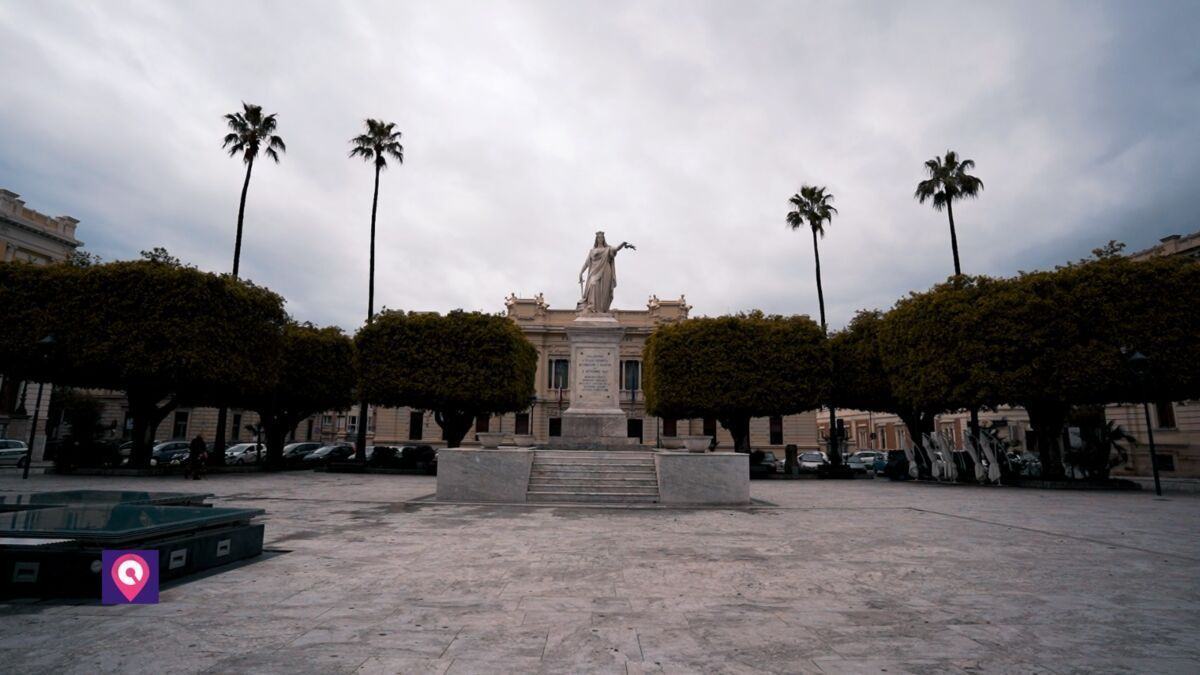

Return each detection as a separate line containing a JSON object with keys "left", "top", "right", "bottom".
{"left": 526, "top": 491, "right": 660, "bottom": 504}
{"left": 528, "top": 476, "right": 659, "bottom": 487}
{"left": 532, "top": 470, "right": 658, "bottom": 481}
{"left": 535, "top": 451, "right": 655, "bottom": 459}
{"left": 532, "top": 461, "right": 655, "bottom": 470}
{"left": 527, "top": 482, "right": 659, "bottom": 494}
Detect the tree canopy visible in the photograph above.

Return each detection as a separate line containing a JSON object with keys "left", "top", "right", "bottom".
{"left": 356, "top": 310, "right": 538, "bottom": 448}
{"left": 242, "top": 322, "right": 356, "bottom": 467}
{"left": 643, "top": 313, "right": 828, "bottom": 451}
{"left": 0, "top": 258, "right": 287, "bottom": 465}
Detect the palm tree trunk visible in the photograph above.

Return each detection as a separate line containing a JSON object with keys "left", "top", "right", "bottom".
{"left": 216, "top": 157, "right": 254, "bottom": 463}
{"left": 355, "top": 165, "right": 381, "bottom": 463}
{"left": 946, "top": 199, "right": 962, "bottom": 276}
{"left": 811, "top": 227, "right": 841, "bottom": 465}
{"left": 811, "top": 227, "right": 826, "bottom": 332}
{"left": 232, "top": 158, "right": 254, "bottom": 278}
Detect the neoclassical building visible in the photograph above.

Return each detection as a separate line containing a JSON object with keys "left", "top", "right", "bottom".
{"left": 0, "top": 189, "right": 82, "bottom": 452}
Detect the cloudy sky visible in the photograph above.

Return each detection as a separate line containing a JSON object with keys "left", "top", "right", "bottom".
{"left": 2, "top": 1, "right": 1197, "bottom": 332}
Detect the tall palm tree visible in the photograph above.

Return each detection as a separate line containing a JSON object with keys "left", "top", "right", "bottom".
{"left": 787, "top": 185, "right": 842, "bottom": 467}
{"left": 786, "top": 185, "right": 838, "bottom": 332}
{"left": 222, "top": 102, "right": 286, "bottom": 277}
{"left": 216, "top": 102, "right": 285, "bottom": 459}
{"left": 349, "top": 119, "right": 404, "bottom": 462}
{"left": 914, "top": 150, "right": 983, "bottom": 277}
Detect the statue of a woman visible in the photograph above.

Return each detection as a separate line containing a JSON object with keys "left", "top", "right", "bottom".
{"left": 578, "top": 231, "right": 635, "bottom": 314}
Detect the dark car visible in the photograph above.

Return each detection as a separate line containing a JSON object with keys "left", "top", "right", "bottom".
{"left": 748, "top": 450, "right": 779, "bottom": 478}
{"left": 883, "top": 449, "right": 911, "bottom": 480}
{"left": 151, "top": 440, "right": 191, "bottom": 465}
{"left": 400, "top": 445, "right": 438, "bottom": 474}
{"left": 302, "top": 443, "right": 355, "bottom": 465}
{"left": 282, "top": 442, "right": 322, "bottom": 465}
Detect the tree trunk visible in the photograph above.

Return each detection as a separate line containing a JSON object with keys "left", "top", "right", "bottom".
{"left": 899, "top": 410, "right": 936, "bottom": 478}
{"left": 946, "top": 199, "right": 962, "bottom": 277}
{"left": 718, "top": 415, "right": 751, "bottom": 452}
{"left": 968, "top": 407, "right": 980, "bottom": 448}
{"left": 127, "top": 390, "right": 176, "bottom": 468}
{"left": 215, "top": 158, "right": 254, "bottom": 463}
{"left": 1026, "top": 402, "right": 1069, "bottom": 480}
{"left": 434, "top": 410, "right": 473, "bottom": 449}
{"left": 355, "top": 165, "right": 382, "bottom": 463}
{"left": 263, "top": 416, "right": 289, "bottom": 470}
{"left": 811, "top": 227, "right": 827, "bottom": 332}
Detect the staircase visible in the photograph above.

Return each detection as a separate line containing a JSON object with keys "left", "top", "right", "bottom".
{"left": 526, "top": 450, "right": 660, "bottom": 504}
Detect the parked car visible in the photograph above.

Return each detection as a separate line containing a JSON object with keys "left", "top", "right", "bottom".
{"left": 303, "top": 443, "right": 355, "bottom": 465}
{"left": 0, "top": 439, "right": 30, "bottom": 467}
{"left": 150, "top": 440, "right": 191, "bottom": 466}
{"left": 226, "top": 442, "right": 267, "bottom": 464}
{"left": 282, "top": 442, "right": 322, "bottom": 463}
{"left": 873, "top": 453, "right": 889, "bottom": 474}
{"left": 748, "top": 450, "right": 779, "bottom": 478}
{"left": 797, "top": 451, "right": 828, "bottom": 474}
{"left": 848, "top": 451, "right": 883, "bottom": 476}
{"left": 883, "top": 449, "right": 911, "bottom": 480}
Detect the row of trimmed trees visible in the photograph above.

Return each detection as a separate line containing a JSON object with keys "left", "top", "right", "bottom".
{"left": 644, "top": 253, "right": 1200, "bottom": 479}
{"left": 0, "top": 256, "right": 537, "bottom": 469}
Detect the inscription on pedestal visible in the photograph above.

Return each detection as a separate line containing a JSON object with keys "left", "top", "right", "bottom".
{"left": 578, "top": 350, "right": 612, "bottom": 395}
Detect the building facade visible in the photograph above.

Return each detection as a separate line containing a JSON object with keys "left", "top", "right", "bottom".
{"left": 0, "top": 189, "right": 82, "bottom": 455}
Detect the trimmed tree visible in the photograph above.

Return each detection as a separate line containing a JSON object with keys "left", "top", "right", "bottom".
{"left": 830, "top": 310, "right": 939, "bottom": 459}
{"left": 643, "top": 313, "right": 828, "bottom": 451}
{"left": 0, "top": 257, "right": 287, "bottom": 467}
{"left": 243, "top": 322, "right": 356, "bottom": 468}
{"left": 356, "top": 310, "right": 538, "bottom": 448}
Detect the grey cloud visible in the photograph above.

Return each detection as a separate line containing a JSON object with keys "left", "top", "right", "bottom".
{"left": 1, "top": 0, "right": 1197, "bottom": 332}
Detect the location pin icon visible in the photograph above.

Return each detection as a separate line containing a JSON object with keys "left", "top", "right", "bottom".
{"left": 111, "top": 553, "right": 149, "bottom": 602}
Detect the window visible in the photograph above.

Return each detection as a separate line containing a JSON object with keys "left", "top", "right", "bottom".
{"left": 627, "top": 418, "right": 643, "bottom": 442}
{"left": 231, "top": 414, "right": 242, "bottom": 441}
{"left": 875, "top": 425, "right": 888, "bottom": 450}
{"left": 475, "top": 415, "right": 490, "bottom": 433}
{"left": 703, "top": 417, "right": 716, "bottom": 437}
{"left": 896, "top": 426, "right": 908, "bottom": 450}
{"left": 322, "top": 415, "right": 333, "bottom": 429}
{"left": 662, "top": 418, "right": 677, "bottom": 437}
{"left": 549, "top": 358, "right": 569, "bottom": 390}
{"left": 409, "top": 411, "right": 423, "bottom": 440}
{"left": 769, "top": 416, "right": 783, "bottom": 445}
{"left": 123, "top": 412, "right": 133, "bottom": 440}
{"left": 515, "top": 413, "right": 530, "bottom": 435}
{"left": 549, "top": 417, "right": 562, "bottom": 437}
{"left": 620, "top": 360, "right": 641, "bottom": 391}
{"left": 1155, "top": 402, "right": 1177, "bottom": 429}
{"left": 368, "top": 413, "right": 375, "bottom": 432}
{"left": 171, "top": 411, "right": 189, "bottom": 439}
{"left": 347, "top": 415, "right": 358, "bottom": 434}
{"left": 1154, "top": 454, "right": 1176, "bottom": 472}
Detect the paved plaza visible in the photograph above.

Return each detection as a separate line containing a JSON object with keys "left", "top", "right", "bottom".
{"left": 1, "top": 471, "right": 1197, "bottom": 674}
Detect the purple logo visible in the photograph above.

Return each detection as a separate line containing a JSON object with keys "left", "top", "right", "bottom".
{"left": 102, "top": 550, "right": 158, "bottom": 604}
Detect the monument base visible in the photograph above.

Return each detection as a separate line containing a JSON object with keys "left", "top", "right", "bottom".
{"left": 560, "top": 313, "right": 634, "bottom": 446}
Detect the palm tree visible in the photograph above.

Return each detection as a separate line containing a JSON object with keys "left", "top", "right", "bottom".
{"left": 786, "top": 185, "right": 838, "bottom": 332}
{"left": 216, "top": 102, "right": 285, "bottom": 460}
{"left": 349, "top": 119, "right": 404, "bottom": 462}
{"left": 914, "top": 150, "right": 983, "bottom": 277}
{"left": 222, "top": 102, "right": 286, "bottom": 277}
{"left": 787, "top": 185, "right": 842, "bottom": 467}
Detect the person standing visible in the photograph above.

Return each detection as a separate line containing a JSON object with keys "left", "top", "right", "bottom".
{"left": 187, "top": 435, "right": 208, "bottom": 480}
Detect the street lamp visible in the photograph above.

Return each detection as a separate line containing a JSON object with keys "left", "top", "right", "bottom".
{"left": 22, "top": 335, "right": 55, "bottom": 480}
{"left": 1126, "top": 350, "right": 1162, "bottom": 497}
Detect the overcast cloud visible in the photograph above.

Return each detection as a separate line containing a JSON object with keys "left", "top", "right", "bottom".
{"left": 2, "top": 0, "right": 1198, "bottom": 332}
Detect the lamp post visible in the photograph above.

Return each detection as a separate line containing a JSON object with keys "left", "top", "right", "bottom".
{"left": 22, "top": 335, "right": 56, "bottom": 480}
{"left": 1126, "top": 350, "right": 1162, "bottom": 497}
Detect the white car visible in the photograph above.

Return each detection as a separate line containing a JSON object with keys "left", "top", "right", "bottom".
{"left": 0, "top": 439, "right": 30, "bottom": 467}
{"left": 225, "top": 442, "right": 266, "bottom": 464}
{"left": 798, "top": 451, "right": 828, "bottom": 473}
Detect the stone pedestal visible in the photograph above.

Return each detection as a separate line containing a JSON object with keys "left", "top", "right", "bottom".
{"left": 561, "top": 314, "right": 636, "bottom": 446}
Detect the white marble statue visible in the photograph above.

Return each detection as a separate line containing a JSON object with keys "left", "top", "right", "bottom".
{"left": 578, "top": 231, "right": 635, "bottom": 314}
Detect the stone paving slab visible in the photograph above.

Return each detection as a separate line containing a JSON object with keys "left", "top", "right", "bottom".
{"left": 0, "top": 472, "right": 1197, "bottom": 673}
